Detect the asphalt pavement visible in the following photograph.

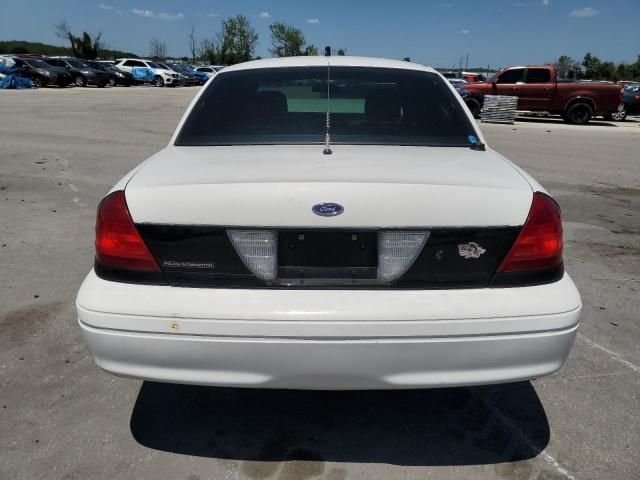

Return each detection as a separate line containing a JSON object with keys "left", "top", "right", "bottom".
{"left": 0, "top": 86, "right": 638, "bottom": 480}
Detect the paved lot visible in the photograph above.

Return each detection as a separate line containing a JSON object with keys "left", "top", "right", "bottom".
{"left": 0, "top": 87, "right": 638, "bottom": 480}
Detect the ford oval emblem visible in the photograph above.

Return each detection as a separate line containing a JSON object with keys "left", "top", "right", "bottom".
{"left": 312, "top": 202, "right": 344, "bottom": 217}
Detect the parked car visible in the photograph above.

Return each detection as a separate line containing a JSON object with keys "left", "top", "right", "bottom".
{"left": 156, "top": 62, "right": 199, "bottom": 86}
{"left": 194, "top": 66, "right": 223, "bottom": 78}
{"left": 463, "top": 65, "right": 624, "bottom": 124}
{"left": 114, "top": 58, "right": 180, "bottom": 87}
{"left": 44, "top": 57, "right": 110, "bottom": 87}
{"left": 448, "top": 78, "right": 470, "bottom": 100}
{"left": 86, "top": 60, "right": 133, "bottom": 87}
{"left": 604, "top": 83, "right": 640, "bottom": 121}
{"left": 168, "top": 63, "right": 207, "bottom": 85}
{"left": 440, "top": 71, "right": 486, "bottom": 82}
{"left": 4, "top": 57, "right": 72, "bottom": 87}
{"left": 462, "top": 71, "right": 487, "bottom": 83}
{"left": 77, "top": 56, "right": 581, "bottom": 390}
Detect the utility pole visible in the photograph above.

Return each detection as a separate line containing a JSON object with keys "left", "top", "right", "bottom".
{"left": 465, "top": 53, "right": 469, "bottom": 70}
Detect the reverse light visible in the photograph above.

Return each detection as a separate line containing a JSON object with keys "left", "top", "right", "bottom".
{"left": 228, "top": 230, "right": 278, "bottom": 281}
{"left": 95, "top": 191, "right": 160, "bottom": 271}
{"left": 497, "top": 192, "right": 563, "bottom": 273}
{"left": 378, "top": 231, "right": 429, "bottom": 282}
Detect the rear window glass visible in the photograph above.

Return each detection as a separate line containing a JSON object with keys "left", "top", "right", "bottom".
{"left": 176, "top": 67, "right": 478, "bottom": 147}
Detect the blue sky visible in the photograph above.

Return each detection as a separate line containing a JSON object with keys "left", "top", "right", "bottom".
{"left": 1, "top": 0, "right": 638, "bottom": 67}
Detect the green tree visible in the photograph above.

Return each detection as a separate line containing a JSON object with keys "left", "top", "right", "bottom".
{"left": 582, "top": 52, "right": 602, "bottom": 79}
{"left": 269, "top": 22, "right": 307, "bottom": 57}
{"left": 304, "top": 45, "right": 319, "bottom": 56}
{"left": 221, "top": 15, "right": 258, "bottom": 64}
{"left": 336, "top": 48, "right": 347, "bottom": 56}
{"left": 54, "top": 20, "right": 103, "bottom": 59}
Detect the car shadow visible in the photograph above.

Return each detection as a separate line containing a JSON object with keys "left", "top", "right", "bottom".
{"left": 514, "top": 115, "right": 618, "bottom": 127}
{"left": 130, "top": 381, "right": 549, "bottom": 466}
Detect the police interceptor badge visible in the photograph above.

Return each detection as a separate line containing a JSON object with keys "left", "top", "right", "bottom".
{"left": 458, "top": 242, "right": 486, "bottom": 259}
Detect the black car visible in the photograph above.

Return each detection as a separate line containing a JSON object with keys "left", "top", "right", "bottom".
{"left": 167, "top": 63, "right": 204, "bottom": 86}
{"left": 86, "top": 61, "right": 133, "bottom": 87}
{"left": 44, "top": 57, "right": 110, "bottom": 87}
{"left": 10, "top": 57, "right": 72, "bottom": 87}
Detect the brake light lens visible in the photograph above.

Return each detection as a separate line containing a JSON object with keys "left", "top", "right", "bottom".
{"left": 497, "top": 192, "right": 563, "bottom": 273}
{"left": 95, "top": 191, "right": 160, "bottom": 271}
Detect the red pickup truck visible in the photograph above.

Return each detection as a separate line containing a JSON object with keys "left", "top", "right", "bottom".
{"left": 462, "top": 65, "right": 623, "bottom": 124}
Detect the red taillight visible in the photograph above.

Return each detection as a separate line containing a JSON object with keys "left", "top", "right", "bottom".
{"left": 497, "top": 192, "right": 563, "bottom": 273}
{"left": 95, "top": 191, "right": 160, "bottom": 271}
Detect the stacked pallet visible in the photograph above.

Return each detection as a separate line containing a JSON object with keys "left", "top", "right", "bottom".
{"left": 480, "top": 95, "right": 518, "bottom": 124}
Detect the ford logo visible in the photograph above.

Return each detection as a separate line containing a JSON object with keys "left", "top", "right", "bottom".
{"left": 312, "top": 202, "right": 344, "bottom": 217}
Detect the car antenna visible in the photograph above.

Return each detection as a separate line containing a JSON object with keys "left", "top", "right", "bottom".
{"left": 323, "top": 58, "right": 333, "bottom": 155}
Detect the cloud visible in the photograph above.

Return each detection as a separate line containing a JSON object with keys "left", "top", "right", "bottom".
{"left": 258, "top": 11, "right": 271, "bottom": 19}
{"left": 569, "top": 7, "right": 600, "bottom": 17}
{"left": 442, "top": 2, "right": 453, "bottom": 7}
{"left": 131, "top": 8, "right": 184, "bottom": 20}
{"left": 461, "top": 29, "right": 470, "bottom": 34}
{"left": 307, "top": 18, "right": 320, "bottom": 24}
{"left": 99, "top": 4, "right": 122, "bottom": 15}
{"left": 542, "top": 0, "right": 550, "bottom": 5}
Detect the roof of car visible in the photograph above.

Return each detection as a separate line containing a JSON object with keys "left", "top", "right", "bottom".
{"left": 221, "top": 56, "right": 436, "bottom": 74}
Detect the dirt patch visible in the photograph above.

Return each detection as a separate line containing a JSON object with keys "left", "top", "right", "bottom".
{"left": 0, "top": 302, "right": 66, "bottom": 342}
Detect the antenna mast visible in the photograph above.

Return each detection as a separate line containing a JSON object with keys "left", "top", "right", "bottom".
{"left": 323, "top": 60, "right": 332, "bottom": 155}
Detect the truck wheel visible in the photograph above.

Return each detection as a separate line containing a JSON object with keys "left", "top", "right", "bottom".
{"left": 465, "top": 98, "right": 482, "bottom": 119}
{"left": 564, "top": 103, "right": 592, "bottom": 125}
{"left": 153, "top": 76, "right": 165, "bottom": 87}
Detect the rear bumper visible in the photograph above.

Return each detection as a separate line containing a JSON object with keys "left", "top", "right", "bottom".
{"left": 77, "top": 270, "right": 581, "bottom": 389}
{"left": 79, "top": 321, "right": 577, "bottom": 389}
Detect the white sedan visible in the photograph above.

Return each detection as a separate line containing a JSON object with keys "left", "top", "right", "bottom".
{"left": 77, "top": 56, "right": 581, "bottom": 390}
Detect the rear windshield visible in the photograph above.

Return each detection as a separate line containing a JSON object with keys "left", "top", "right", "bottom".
{"left": 24, "top": 59, "right": 50, "bottom": 68}
{"left": 175, "top": 67, "right": 478, "bottom": 147}
{"left": 67, "top": 59, "right": 89, "bottom": 69}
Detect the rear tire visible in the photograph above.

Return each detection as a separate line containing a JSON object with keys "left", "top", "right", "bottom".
{"left": 465, "top": 98, "right": 482, "bottom": 119}
{"left": 75, "top": 75, "right": 87, "bottom": 87}
{"left": 605, "top": 106, "right": 627, "bottom": 122}
{"left": 32, "top": 76, "right": 43, "bottom": 88}
{"left": 153, "top": 75, "right": 165, "bottom": 87}
{"left": 108, "top": 78, "right": 116, "bottom": 87}
{"left": 564, "top": 102, "right": 593, "bottom": 125}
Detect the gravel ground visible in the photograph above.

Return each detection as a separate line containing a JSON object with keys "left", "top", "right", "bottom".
{"left": 0, "top": 86, "right": 638, "bottom": 480}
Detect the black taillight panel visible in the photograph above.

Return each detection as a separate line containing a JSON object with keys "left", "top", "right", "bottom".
{"left": 96, "top": 224, "right": 548, "bottom": 289}
{"left": 398, "top": 228, "right": 520, "bottom": 288}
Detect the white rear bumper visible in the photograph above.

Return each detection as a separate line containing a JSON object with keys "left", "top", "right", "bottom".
{"left": 77, "top": 270, "right": 581, "bottom": 389}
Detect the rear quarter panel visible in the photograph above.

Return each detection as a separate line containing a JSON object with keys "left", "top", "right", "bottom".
{"left": 551, "top": 83, "right": 622, "bottom": 113}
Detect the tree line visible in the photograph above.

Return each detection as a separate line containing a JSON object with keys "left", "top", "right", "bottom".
{"left": 554, "top": 53, "right": 640, "bottom": 82}
{"left": 183, "top": 16, "right": 346, "bottom": 65}
{"left": 0, "top": 40, "right": 136, "bottom": 59}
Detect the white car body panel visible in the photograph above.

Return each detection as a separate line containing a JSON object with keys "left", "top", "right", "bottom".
{"left": 78, "top": 270, "right": 579, "bottom": 389}
{"left": 125, "top": 145, "right": 532, "bottom": 227}
{"left": 115, "top": 58, "right": 179, "bottom": 85}
{"left": 77, "top": 56, "right": 580, "bottom": 389}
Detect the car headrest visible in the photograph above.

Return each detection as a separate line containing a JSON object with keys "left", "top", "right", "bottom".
{"left": 255, "top": 90, "right": 288, "bottom": 116}
{"left": 365, "top": 88, "right": 402, "bottom": 120}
